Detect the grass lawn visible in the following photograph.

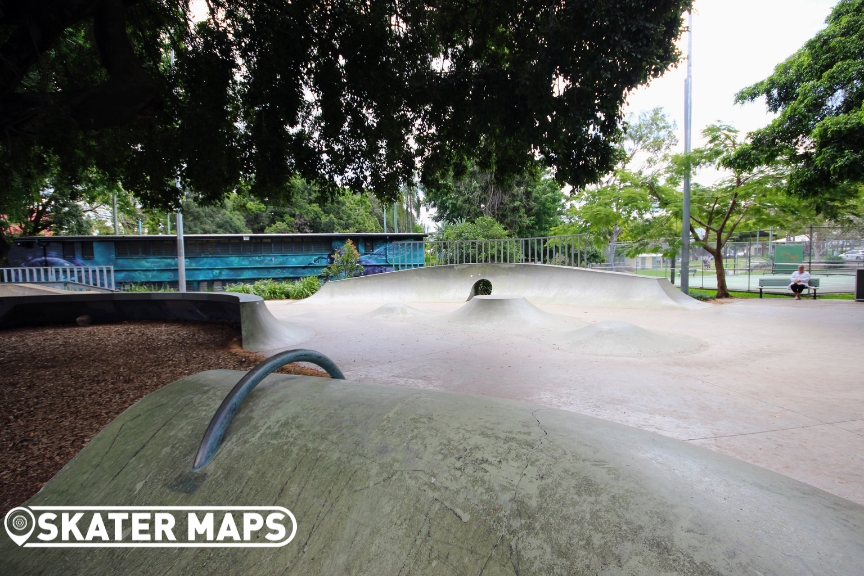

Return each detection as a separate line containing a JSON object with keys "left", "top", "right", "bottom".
{"left": 688, "top": 288, "right": 854, "bottom": 301}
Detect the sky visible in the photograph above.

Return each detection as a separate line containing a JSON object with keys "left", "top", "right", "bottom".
{"left": 624, "top": 0, "right": 838, "bottom": 151}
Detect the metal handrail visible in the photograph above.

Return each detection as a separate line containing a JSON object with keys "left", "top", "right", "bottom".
{"left": 391, "top": 234, "right": 589, "bottom": 270}
{"left": 192, "top": 349, "right": 345, "bottom": 471}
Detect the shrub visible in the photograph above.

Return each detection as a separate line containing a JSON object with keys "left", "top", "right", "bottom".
{"left": 324, "top": 239, "right": 364, "bottom": 280}
{"left": 223, "top": 276, "right": 321, "bottom": 300}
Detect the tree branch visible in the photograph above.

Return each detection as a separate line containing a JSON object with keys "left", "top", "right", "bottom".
{"left": 0, "top": 0, "right": 157, "bottom": 136}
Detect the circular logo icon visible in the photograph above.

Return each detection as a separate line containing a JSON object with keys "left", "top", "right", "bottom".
{"left": 4, "top": 507, "right": 35, "bottom": 546}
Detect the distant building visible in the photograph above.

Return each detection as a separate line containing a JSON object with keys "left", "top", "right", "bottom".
{"left": 8, "top": 233, "right": 425, "bottom": 290}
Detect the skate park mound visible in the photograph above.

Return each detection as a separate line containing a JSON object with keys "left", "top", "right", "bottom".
{"left": 431, "top": 295, "right": 585, "bottom": 333}
{"left": 560, "top": 321, "right": 706, "bottom": 357}
{"left": 3, "top": 370, "right": 862, "bottom": 575}
{"left": 359, "top": 303, "right": 431, "bottom": 320}
{"left": 308, "top": 264, "right": 709, "bottom": 310}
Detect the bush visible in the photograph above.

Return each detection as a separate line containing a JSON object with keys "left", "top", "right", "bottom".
{"left": 224, "top": 276, "right": 321, "bottom": 300}
{"left": 324, "top": 239, "right": 364, "bottom": 280}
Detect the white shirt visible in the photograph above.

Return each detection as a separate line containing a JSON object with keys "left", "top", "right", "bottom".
{"left": 790, "top": 270, "right": 810, "bottom": 287}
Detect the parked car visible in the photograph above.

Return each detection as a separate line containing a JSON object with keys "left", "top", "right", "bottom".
{"left": 840, "top": 249, "right": 864, "bottom": 261}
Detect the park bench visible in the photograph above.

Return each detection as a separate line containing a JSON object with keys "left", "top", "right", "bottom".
{"left": 758, "top": 277, "right": 820, "bottom": 299}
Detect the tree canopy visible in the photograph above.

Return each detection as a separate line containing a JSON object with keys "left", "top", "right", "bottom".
{"left": 422, "top": 163, "right": 565, "bottom": 237}
{"left": 1, "top": 0, "right": 692, "bottom": 220}
{"left": 735, "top": 0, "right": 864, "bottom": 211}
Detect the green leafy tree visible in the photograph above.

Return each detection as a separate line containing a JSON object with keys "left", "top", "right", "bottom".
{"left": 553, "top": 108, "right": 679, "bottom": 262}
{"left": 180, "top": 199, "right": 251, "bottom": 234}
{"left": 423, "top": 164, "right": 565, "bottom": 237}
{"left": 434, "top": 217, "right": 510, "bottom": 242}
{"left": 0, "top": 0, "right": 691, "bottom": 249}
{"left": 430, "top": 216, "right": 518, "bottom": 264}
{"left": 666, "top": 125, "right": 788, "bottom": 298}
{"left": 262, "top": 179, "right": 383, "bottom": 234}
{"left": 324, "top": 240, "right": 364, "bottom": 280}
{"left": 735, "top": 0, "right": 864, "bottom": 212}
{"left": 0, "top": 159, "right": 127, "bottom": 256}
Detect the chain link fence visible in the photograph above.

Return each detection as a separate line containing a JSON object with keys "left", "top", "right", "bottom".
{"left": 609, "top": 226, "right": 864, "bottom": 294}
{"left": 388, "top": 226, "right": 862, "bottom": 294}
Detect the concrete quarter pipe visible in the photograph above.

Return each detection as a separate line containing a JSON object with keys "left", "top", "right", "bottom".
{"left": 308, "top": 264, "right": 708, "bottom": 310}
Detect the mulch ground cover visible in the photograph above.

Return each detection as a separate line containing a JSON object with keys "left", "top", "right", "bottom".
{"left": 0, "top": 321, "right": 327, "bottom": 515}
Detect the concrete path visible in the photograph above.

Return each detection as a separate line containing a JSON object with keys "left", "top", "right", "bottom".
{"left": 268, "top": 296, "right": 864, "bottom": 506}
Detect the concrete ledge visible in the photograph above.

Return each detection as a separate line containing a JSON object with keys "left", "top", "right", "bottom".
{"left": 0, "top": 292, "right": 313, "bottom": 352}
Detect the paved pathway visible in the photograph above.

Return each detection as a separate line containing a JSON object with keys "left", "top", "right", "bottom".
{"left": 269, "top": 297, "right": 864, "bottom": 505}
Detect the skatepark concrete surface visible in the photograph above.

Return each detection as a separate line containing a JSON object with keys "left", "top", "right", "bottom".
{"left": 262, "top": 265, "right": 864, "bottom": 508}
{"left": 5, "top": 371, "right": 862, "bottom": 575}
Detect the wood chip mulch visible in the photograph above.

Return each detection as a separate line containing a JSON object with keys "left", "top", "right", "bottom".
{"left": 0, "top": 321, "right": 328, "bottom": 515}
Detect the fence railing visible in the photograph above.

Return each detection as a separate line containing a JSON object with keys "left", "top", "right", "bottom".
{"left": 0, "top": 266, "right": 116, "bottom": 290}
{"left": 390, "top": 234, "right": 590, "bottom": 270}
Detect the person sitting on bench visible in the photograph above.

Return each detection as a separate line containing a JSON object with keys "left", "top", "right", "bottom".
{"left": 789, "top": 265, "right": 810, "bottom": 300}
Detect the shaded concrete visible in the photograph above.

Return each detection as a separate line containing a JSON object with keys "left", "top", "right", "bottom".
{"left": 3, "top": 371, "right": 862, "bottom": 575}
{"left": 269, "top": 297, "right": 864, "bottom": 505}
{"left": 0, "top": 291, "right": 314, "bottom": 353}
{"left": 311, "top": 264, "right": 708, "bottom": 310}
{"left": 0, "top": 283, "right": 100, "bottom": 296}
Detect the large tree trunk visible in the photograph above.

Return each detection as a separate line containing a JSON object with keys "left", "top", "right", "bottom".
{"left": 703, "top": 244, "right": 731, "bottom": 298}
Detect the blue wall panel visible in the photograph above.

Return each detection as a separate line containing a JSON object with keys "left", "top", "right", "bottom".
{"left": 8, "top": 234, "right": 424, "bottom": 287}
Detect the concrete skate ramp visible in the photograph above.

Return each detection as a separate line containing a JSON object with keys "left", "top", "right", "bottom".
{"left": 5, "top": 370, "right": 862, "bottom": 575}
{"left": 560, "top": 320, "right": 707, "bottom": 357}
{"left": 431, "top": 295, "right": 586, "bottom": 332}
{"left": 238, "top": 297, "right": 315, "bottom": 352}
{"left": 310, "top": 263, "right": 707, "bottom": 309}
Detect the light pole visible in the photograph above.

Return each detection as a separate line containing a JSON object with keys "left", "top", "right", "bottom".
{"left": 169, "top": 45, "right": 187, "bottom": 292}
{"left": 680, "top": 11, "right": 693, "bottom": 294}
{"left": 112, "top": 194, "right": 119, "bottom": 235}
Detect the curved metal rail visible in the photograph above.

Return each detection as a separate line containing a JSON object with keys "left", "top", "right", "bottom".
{"left": 193, "top": 349, "right": 345, "bottom": 470}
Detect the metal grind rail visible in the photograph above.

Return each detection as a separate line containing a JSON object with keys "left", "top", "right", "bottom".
{"left": 193, "top": 349, "right": 345, "bottom": 470}
{"left": 390, "top": 234, "right": 590, "bottom": 270}
{"left": 0, "top": 265, "right": 115, "bottom": 290}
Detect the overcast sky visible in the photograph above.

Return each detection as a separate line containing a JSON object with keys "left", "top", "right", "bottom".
{"left": 624, "top": 0, "right": 838, "bottom": 150}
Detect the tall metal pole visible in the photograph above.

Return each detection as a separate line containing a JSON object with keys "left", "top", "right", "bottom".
{"left": 383, "top": 206, "right": 387, "bottom": 233}
{"left": 680, "top": 11, "right": 693, "bottom": 294}
{"left": 176, "top": 209, "right": 186, "bottom": 292}
{"left": 167, "top": 45, "right": 186, "bottom": 292}
{"left": 112, "top": 194, "right": 119, "bottom": 235}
